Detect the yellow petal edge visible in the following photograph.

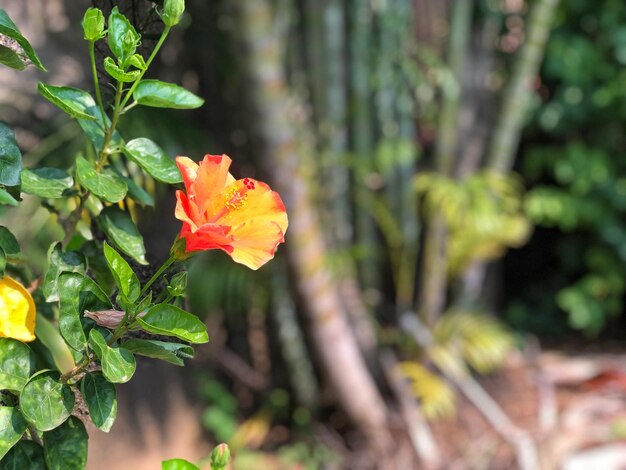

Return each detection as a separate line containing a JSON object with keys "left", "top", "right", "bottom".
{"left": 0, "top": 276, "right": 36, "bottom": 342}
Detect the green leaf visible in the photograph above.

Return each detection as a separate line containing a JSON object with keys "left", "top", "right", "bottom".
{"left": 80, "top": 372, "right": 116, "bottom": 432}
{"left": 121, "top": 339, "right": 193, "bottom": 366}
{"left": 20, "top": 372, "right": 74, "bottom": 431}
{"left": 0, "top": 246, "right": 5, "bottom": 277}
{"left": 0, "top": 407, "right": 26, "bottom": 460}
{"left": 103, "top": 242, "right": 140, "bottom": 302}
{"left": 122, "top": 175, "right": 154, "bottom": 207}
{"left": 0, "top": 188, "right": 18, "bottom": 206}
{"left": 0, "top": 9, "right": 45, "bottom": 71}
{"left": 133, "top": 80, "right": 204, "bottom": 109}
{"left": 98, "top": 206, "right": 147, "bottom": 265}
{"left": 0, "top": 123, "right": 21, "bottom": 187}
{"left": 42, "top": 243, "right": 86, "bottom": 302}
{"left": 104, "top": 57, "right": 140, "bottom": 83}
{"left": 0, "top": 338, "right": 35, "bottom": 392}
{"left": 0, "top": 44, "right": 26, "bottom": 71}
{"left": 20, "top": 167, "right": 74, "bottom": 199}
{"left": 107, "top": 7, "right": 139, "bottom": 62}
{"left": 88, "top": 329, "right": 136, "bottom": 383}
{"left": 0, "top": 440, "right": 46, "bottom": 470}
{"left": 133, "top": 291, "right": 152, "bottom": 316}
{"left": 161, "top": 459, "right": 199, "bottom": 470}
{"left": 57, "top": 272, "right": 111, "bottom": 352}
{"left": 0, "top": 226, "right": 19, "bottom": 255}
{"left": 123, "top": 53, "right": 146, "bottom": 71}
{"left": 124, "top": 138, "right": 182, "bottom": 184}
{"left": 38, "top": 83, "right": 98, "bottom": 121}
{"left": 2, "top": 184, "right": 20, "bottom": 203}
{"left": 137, "top": 304, "right": 208, "bottom": 344}
{"left": 43, "top": 416, "right": 88, "bottom": 470}
{"left": 75, "top": 156, "right": 127, "bottom": 203}
{"left": 76, "top": 105, "right": 119, "bottom": 154}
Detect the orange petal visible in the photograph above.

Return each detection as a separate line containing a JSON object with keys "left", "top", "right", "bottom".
{"left": 179, "top": 221, "right": 234, "bottom": 253}
{"left": 211, "top": 179, "right": 288, "bottom": 236}
{"left": 175, "top": 156, "right": 199, "bottom": 194}
{"left": 228, "top": 219, "right": 286, "bottom": 270}
{"left": 0, "top": 276, "right": 36, "bottom": 342}
{"left": 174, "top": 189, "right": 199, "bottom": 231}
{"left": 194, "top": 155, "right": 236, "bottom": 217}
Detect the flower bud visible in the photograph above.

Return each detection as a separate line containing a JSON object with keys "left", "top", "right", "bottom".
{"left": 161, "top": 0, "right": 185, "bottom": 27}
{"left": 122, "top": 30, "right": 140, "bottom": 59}
{"left": 169, "top": 237, "right": 195, "bottom": 262}
{"left": 82, "top": 8, "right": 105, "bottom": 42}
{"left": 210, "top": 443, "right": 230, "bottom": 469}
{"left": 167, "top": 272, "right": 187, "bottom": 297}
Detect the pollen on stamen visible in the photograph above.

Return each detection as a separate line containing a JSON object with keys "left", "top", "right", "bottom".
{"left": 224, "top": 186, "right": 248, "bottom": 211}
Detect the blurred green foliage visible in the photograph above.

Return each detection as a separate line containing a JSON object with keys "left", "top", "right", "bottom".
{"left": 507, "top": 0, "right": 626, "bottom": 335}
{"left": 416, "top": 171, "right": 530, "bottom": 274}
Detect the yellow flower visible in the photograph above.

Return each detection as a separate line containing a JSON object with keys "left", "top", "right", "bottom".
{"left": 0, "top": 276, "right": 36, "bottom": 342}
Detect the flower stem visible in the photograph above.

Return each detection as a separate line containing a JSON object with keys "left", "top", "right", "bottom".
{"left": 106, "top": 256, "right": 176, "bottom": 345}
{"left": 107, "top": 321, "right": 128, "bottom": 346}
{"left": 140, "top": 256, "right": 175, "bottom": 298}
{"left": 88, "top": 41, "right": 107, "bottom": 123}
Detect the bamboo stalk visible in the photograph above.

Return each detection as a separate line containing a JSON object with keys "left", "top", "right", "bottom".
{"left": 418, "top": 0, "right": 474, "bottom": 325}
{"left": 459, "top": 0, "right": 561, "bottom": 307}
{"left": 304, "top": 0, "right": 327, "bottom": 124}
{"left": 324, "top": 0, "right": 352, "bottom": 246}
{"left": 349, "top": 0, "right": 379, "bottom": 291}
{"left": 273, "top": 267, "right": 319, "bottom": 409}
{"left": 486, "top": 0, "right": 561, "bottom": 173}
{"left": 434, "top": 0, "right": 474, "bottom": 176}
{"left": 396, "top": 0, "right": 420, "bottom": 311}
{"left": 235, "top": 0, "right": 394, "bottom": 454}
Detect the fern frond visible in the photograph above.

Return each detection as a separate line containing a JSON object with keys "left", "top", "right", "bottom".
{"left": 415, "top": 170, "right": 532, "bottom": 273}
{"left": 427, "top": 344, "right": 468, "bottom": 379}
{"left": 397, "top": 361, "right": 456, "bottom": 420}
{"left": 433, "top": 311, "right": 516, "bottom": 374}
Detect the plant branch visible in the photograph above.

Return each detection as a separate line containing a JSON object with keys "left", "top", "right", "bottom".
{"left": 401, "top": 313, "right": 539, "bottom": 470}
{"left": 59, "top": 354, "right": 92, "bottom": 383}
{"left": 61, "top": 192, "right": 88, "bottom": 248}
{"left": 96, "top": 81, "right": 124, "bottom": 171}
{"left": 26, "top": 423, "right": 43, "bottom": 446}
{"left": 381, "top": 351, "right": 442, "bottom": 469}
{"left": 119, "top": 25, "right": 171, "bottom": 110}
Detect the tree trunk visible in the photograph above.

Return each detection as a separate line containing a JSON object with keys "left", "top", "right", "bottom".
{"left": 234, "top": 0, "right": 394, "bottom": 455}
